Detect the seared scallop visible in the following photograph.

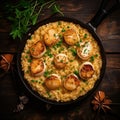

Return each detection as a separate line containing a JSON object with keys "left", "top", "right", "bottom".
{"left": 43, "top": 29, "right": 59, "bottom": 46}
{"left": 79, "top": 62, "right": 94, "bottom": 79}
{"left": 77, "top": 42, "right": 92, "bottom": 60}
{"left": 30, "top": 59, "right": 46, "bottom": 76}
{"left": 63, "top": 74, "right": 80, "bottom": 91}
{"left": 30, "top": 41, "right": 46, "bottom": 58}
{"left": 63, "top": 29, "right": 79, "bottom": 45}
{"left": 45, "top": 74, "right": 61, "bottom": 90}
{"left": 54, "top": 53, "right": 68, "bottom": 69}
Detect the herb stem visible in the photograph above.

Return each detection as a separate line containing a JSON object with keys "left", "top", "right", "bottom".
{"left": 30, "top": 0, "right": 38, "bottom": 17}
{"left": 48, "top": 2, "right": 56, "bottom": 8}
{"left": 38, "top": 0, "right": 54, "bottom": 15}
{"left": 53, "top": 4, "right": 64, "bottom": 16}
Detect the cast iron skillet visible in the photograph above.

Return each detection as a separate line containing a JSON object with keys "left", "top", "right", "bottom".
{"left": 16, "top": 0, "right": 120, "bottom": 105}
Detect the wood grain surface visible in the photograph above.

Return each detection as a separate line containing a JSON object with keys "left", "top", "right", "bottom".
{"left": 0, "top": 0, "right": 120, "bottom": 120}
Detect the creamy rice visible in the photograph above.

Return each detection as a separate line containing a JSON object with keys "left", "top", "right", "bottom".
{"left": 21, "top": 21, "right": 102, "bottom": 102}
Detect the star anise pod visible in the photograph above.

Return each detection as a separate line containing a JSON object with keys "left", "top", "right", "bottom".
{"left": 0, "top": 54, "right": 14, "bottom": 71}
{"left": 91, "top": 91, "right": 112, "bottom": 113}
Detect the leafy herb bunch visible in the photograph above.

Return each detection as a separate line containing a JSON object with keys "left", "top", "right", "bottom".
{"left": 5, "top": 0, "right": 63, "bottom": 40}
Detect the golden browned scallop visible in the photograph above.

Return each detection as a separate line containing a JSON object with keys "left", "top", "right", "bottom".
{"left": 45, "top": 74, "right": 61, "bottom": 90}
{"left": 63, "top": 74, "right": 80, "bottom": 91}
{"left": 30, "top": 41, "right": 46, "bottom": 58}
{"left": 77, "top": 42, "right": 92, "bottom": 60}
{"left": 43, "top": 29, "right": 59, "bottom": 46}
{"left": 79, "top": 62, "right": 94, "bottom": 79}
{"left": 63, "top": 29, "right": 79, "bottom": 45}
{"left": 30, "top": 59, "right": 46, "bottom": 76}
{"left": 54, "top": 53, "right": 68, "bottom": 69}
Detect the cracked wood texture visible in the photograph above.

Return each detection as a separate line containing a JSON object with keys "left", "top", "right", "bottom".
{"left": 0, "top": 0, "right": 120, "bottom": 120}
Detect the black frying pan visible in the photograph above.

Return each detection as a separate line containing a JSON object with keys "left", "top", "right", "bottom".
{"left": 16, "top": 0, "right": 119, "bottom": 105}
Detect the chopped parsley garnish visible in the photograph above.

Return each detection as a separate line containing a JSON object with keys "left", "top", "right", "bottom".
{"left": 80, "top": 39, "right": 82, "bottom": 42}
{"left": 70, "top": 48, "right": 77, "bottom": 56}
{"left": 56, "top": 39, "right": 63, "bottom": 47}
{"left": 25, "top": 55, "right": 28, "bottom": 59}
{"left": 75, "top": 42, "right": 80, "bottom": 47}
{"left": 73, "top": 70, "right": 79, "bottom": 76}
{"left": 83, "top": 48, "right": 88, "bottom": 54}
{"left": 31, "top": 80, "right": 38, "bottom": 83}
{"left": 61, "top": 28, "right": 65, "bottom": 32}
{"left": 44, "top": 70, "right": 52, "bottom": 77}
{"left": 53, "top": 39, "right": 63, "bottom": 49}
{"left": 44, "top": 49, "right": 53, "bottom": 58}
{"left": 60, "top": 60, "right": 63, "bottom": 63}
{"left": 59, "top": 34, "right": 63, "bottom": 39}
{"left": 95, "top": 54, "right": 98, "bottom": 57}
{"left": 31, "top": 79, "right": 43, "bottom": 84}
{"left": 26, "top": 50, "right": 30, "bottom": 54}
{"left": 25, "top": 70, "right": 29, "bottom": 74}
{"left": 28, "top": 59, "right": 32, "bottom": 63}
{"left": 54, "top": 33, "right": 56, "bottom": 37}
{"left": 83, "top": 33, "right": 88, "bottom": 38}
{"left": 58, "top": 47, "right": 64, "bottom": 53}
{"left": 67, "top": 26, "right": 70, "bottom": 28}
{"left": 46, "top": 91, "right": 51, "bottom": 98}
{"left": 31, "top": 48, "right": 34, "bottom": 52}
{"left": 69, "top": 59, "right": 74, "bottom": 62}
{"left": 90, "top": 54, "right": 98, "bottom": 62}
{"left": 90, "top": 56, "right": 94, "bottom": 62}
{"left": 31, "top": 80, "right": 35, "bottom": 82}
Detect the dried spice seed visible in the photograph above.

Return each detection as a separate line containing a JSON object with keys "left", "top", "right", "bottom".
{"left": 0, "top": 54, "right": 14, "bottom": 71}
{"left": 91, "top": 91, "right": 112, "bottom": 113}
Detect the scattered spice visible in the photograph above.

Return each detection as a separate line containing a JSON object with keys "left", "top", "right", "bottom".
{"left": 91, "top": 91, "right": 112, "bottom": 113}
{"left": 13, "top": 95, "right": 29, "bottom": 112}
{"left": 0, "top": 54, "right": 14, "bottom": 71}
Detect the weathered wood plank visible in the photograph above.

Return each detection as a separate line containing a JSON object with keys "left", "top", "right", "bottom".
{"left": 0, "top": 0, "right": 120, "bottom": 119}
{"left": 106, "top": 54, "right": 120, "bottom": 68}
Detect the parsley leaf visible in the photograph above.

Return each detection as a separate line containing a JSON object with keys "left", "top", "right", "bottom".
{"left": 4, "top": 0, "right": 63, "bottom": 40}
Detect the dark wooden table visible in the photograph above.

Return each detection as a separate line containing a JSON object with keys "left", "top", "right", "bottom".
{"left": 0, "top": 0, "right": 120, "bottom": 120}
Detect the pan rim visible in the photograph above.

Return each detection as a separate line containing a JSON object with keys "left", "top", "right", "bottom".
{"left": 16, "top": 16, "right": 106, "bottom": 105}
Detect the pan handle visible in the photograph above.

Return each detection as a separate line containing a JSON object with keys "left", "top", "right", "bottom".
{"left": 87, "top": 0, "right": 120, "bottom": 30}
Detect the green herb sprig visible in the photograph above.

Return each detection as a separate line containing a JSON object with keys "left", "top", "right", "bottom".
{"left": 5, "top": 0, "right": 63, "bottom": 40}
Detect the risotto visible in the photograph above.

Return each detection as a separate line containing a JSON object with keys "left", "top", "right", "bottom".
{"left": 21, "top": 21, "right": 102, "bottom": 102}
